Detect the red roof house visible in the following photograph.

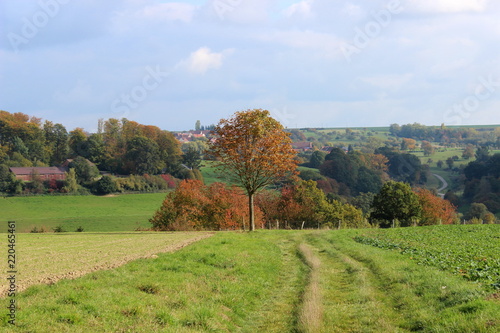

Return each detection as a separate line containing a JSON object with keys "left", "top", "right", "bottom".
{"left": 9, "top": 167, "right": 67, "bottom": 181}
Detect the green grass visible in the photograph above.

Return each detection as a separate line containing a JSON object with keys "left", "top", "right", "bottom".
{"left": 0, "top": 232, "right": 213, "bottom": 297}
{"left": 0, "top": 193, "right": 167, "bottom": 233}
{"left": 413, "top": 148, "right": 468, "bottom": 168}
{"left": 1, "top": 232, "right": 308, "bottom": 332}
{"left": 309, "top": 230, "right": 500, "bottom": 332}
{"left": 2, "top": 228, "right": 499, "bottom": 332}
{"left": 354, "top": 225, "right": 500, "bottom": 290}
{"left": 200, "top": 161, "right": 232, "bottom": 186}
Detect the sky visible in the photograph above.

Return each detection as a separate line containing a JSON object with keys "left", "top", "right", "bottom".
{"left": 1, "top": 0, "right": 500, "bottom": 132}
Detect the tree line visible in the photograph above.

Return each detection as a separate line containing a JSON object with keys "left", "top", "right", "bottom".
{"left": 150, "top": 178, "right": 461, "bottom": 231}
{"left": 0, "top": 110, "right": 202, "bottom": 195}
{"left": 390, "top": 122, "right": 500, "bottom": 147}
{"left": 150, "top": 109, "right": 462, "bottom": 231}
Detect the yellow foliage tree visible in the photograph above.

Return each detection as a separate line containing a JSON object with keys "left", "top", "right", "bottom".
{"left": 209, "top": 109, "right": 297, "bottom": 231}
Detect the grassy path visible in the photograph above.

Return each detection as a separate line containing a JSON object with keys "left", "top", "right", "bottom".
{"left": 305, "top": 231, "right": 499, "bottom": 332}
{"left": 305, "top": 232, "right": 401, "bottom": 332}
{"left": 297, "top": 243, "right": 322, "bottom": 333}
{"left": 1, "top": 230, "right": 498, "bottom": 332}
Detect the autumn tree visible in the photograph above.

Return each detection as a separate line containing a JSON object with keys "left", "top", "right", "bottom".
{"left": 421, "top": 141, "right": 435, "bottom": 156}
{"left": 69, "top": 128, "right": 88, "bottom": 157}
{"left": 209, "top": 109, "right": 297, "bottom": 231}
{"left": 125, "top": 136, "right": 163, "bottom": 175}
{"left": 150, "top": 180, "right": 260, "bottom": 231}
{"left": 277, "top": 180, "right": 327, "bottom": 228}
{"left": 462, "top": 144, "right": 475, "bottom": 160}
{"left": 414, "top": 188, "right": 457, "bottom": 225}
{"left": 401, "top": 138, "right": 416, "bottom": 151}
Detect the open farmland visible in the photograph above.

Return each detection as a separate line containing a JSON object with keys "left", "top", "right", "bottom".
{"left": 354, "top": 225, "right": 500, "bottom": 290}
{"left": 0, "top": 232, "right": 214, "bottom": 297}
{"left": 1, "top": 228, "right": 499, "bottom": 332}
{"left": 0, "top": 193, "right": 167, "bottom": 233}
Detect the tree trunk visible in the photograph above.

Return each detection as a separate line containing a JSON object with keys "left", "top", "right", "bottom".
{"left": 249, "top": 193, "right": 255, "bottom": 231}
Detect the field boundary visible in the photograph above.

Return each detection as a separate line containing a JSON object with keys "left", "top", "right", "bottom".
{"left": 0, "top": 232, "right": 214, "bottom": 298}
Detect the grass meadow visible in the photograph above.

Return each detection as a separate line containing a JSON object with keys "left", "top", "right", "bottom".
{"left": 1, "top": 227, "right": 499, "bottom": 332}
{"left": 0, "top": 193, "right": 167, "bottom": 233}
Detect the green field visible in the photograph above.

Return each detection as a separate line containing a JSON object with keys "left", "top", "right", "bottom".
{"left": 0, "top": 232, "right": 213, "bottom": 297}
{"left": 354, "top": 225, "right": 500, "bottom": 290}
{"left": 200, "top": 161, "right": 231, "bottom": 186}
{"left": 0, "top": 193, "right": 167, "bottom": 233}
{"left": 1, "top": 227, "right": 499, "bottom": 332}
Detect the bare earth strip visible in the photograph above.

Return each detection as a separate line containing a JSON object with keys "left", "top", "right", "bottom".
{"left": 1, "top": 232, "right": 214, "bottom": 297}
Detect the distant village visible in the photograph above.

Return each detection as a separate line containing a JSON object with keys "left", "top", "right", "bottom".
{"left": 8, "top": 128, "right": 339, "bottom": 183}
{"left": 173, "top": 129, "right": 338, "bottom": 153}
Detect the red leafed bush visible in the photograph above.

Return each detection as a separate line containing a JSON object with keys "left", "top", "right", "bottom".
{"left": 160, "top": 174, "right": 177, "bottom": 188}
{"left": 414, "top": 187, "right": 457, "bottom": 225}
{"left": 150, "top": 180, "right": 263, "bottom": 231}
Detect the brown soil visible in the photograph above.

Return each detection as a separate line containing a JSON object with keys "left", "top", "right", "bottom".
{"left": 1, "top": 233, "right": 214, "bottom": 297}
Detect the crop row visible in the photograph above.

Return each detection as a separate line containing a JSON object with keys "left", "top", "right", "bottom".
{"left": 354, "top": 225, "right": 500, "bottom": 290}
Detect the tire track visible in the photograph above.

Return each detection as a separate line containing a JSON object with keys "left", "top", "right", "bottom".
{"left": 304, "top": 234, "right": 402, "bottom": 332}
{"left": 298, "top": 243, "right": 322, "bottom": 333}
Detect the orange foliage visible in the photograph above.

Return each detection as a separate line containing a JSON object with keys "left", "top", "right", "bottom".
{"left": 367, "top": 154, "right": 389, "bottom": 172}
{"left": 414, "top": 188, "right": 457, "bottom": 225}
{"left": 209, "top": 109, "right": 297, "bottom": 230}
{"left": 150, "top": 180, "right": 263, "bottom": 231}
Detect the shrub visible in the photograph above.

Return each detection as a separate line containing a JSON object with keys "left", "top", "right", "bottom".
{"left": 30, "top": 226, "right": 47, "bottom": 233}
{"left": 150, "top": 180, "right": 258, "bottom": 231}
{"left": 53, "top": 225, "right": 66, "bottom": 233}
{"left": 93, "top": 176, "right": 116, "bottom": 195}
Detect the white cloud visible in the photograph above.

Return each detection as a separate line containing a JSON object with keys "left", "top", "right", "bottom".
{"left": 182, "top": 47, "right": 232, "bottom": 75}
{"left": 283, "top": 0, "right": 314, "bottom": 19}
{"left": 405, "top": 0, "right": 489, "bottom": 13}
